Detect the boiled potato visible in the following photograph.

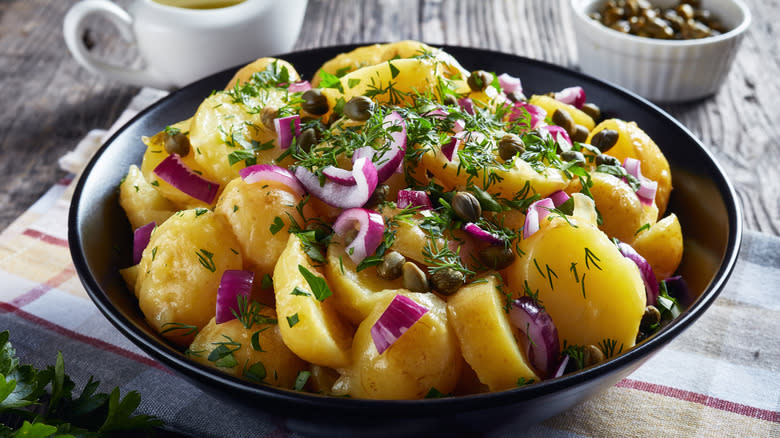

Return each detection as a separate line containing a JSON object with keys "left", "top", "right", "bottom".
{"left": 140, "top": 119, "right": 217, "bottom": 209}
{"left": 313, "top": 41, "right": 468, "bottom": 87}
{"left": 272, "top": 234, "right": 353, "bottom": 368}
{"left": 215, "top": 178, "right": 314, "bottom": 277}
{"left": 447, "top": 276, "right": 539, "bottom": 390}
{"left": 419, "top": 140, "right": 568, "bottom": 198}
{"left": 325, "top": 239, "right": 403, "bottom": 325}
{"left": 224, "top": 57, "right": 300, "bottom": 90}
{"left": 119, "top": 165, "right": 175, "bottom": 230}
{"left": 189, "top": 315, "right": 307, "bottom": 389}
{"left": 632, "top": 213, "right": 683, "bottom": 281}
{"left": 528, "top": 94, "right": 595, "bottom": 130}
{"left": 345, "top": 291, "right": 463, "bottom": 399}
{"left": 568, "top": 172, "right": 658, "bottom": 244}
{"left": 135, "top": 209, "right": 243, "bottom": 346}
{"left": 587, "top": 118, "right": 672, "bottom": 215}
{"left": 506, "top": 216, "right": 646, "bottom": 350}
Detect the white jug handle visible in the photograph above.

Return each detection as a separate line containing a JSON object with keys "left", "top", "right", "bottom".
{"left": 63, "top": 0, "right": 173, "bottom": 89}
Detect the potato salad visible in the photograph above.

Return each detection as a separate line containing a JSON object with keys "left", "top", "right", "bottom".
{"left": 119, "top": 41, "right": 688, "bottom": 399}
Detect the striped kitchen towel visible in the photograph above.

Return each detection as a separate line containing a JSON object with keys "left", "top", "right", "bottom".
{"left": 0, "top": 90, "right": 777, "bottom": 437}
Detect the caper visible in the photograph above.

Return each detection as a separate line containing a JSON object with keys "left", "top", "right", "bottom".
{"left": 343, "top": 96, "right": 374, "bottom": 121}
{"left": 430, "top": 268, "right": 465, "bottom": 296}
{"left": 364, "top": 184, "right": 390, "bottom": 209}
{"left": 467, "top": 70, "right": 493, "bottom": 92}
{"left": 163, "top": 132, "right": 190, "bottom": 156}
{"left": 551, "top": 109, "right": 576, "bottom": 135}
{"left": 590, "top": 129, "right": 619, "bottom": 152}
{"left": 498, "top": 133, "right": 525, "bottom": 161}
{"left": 402, "top": 262, "right": 429, "bottom": 292}
{"left": 676, "top": 3, "right": 694, "bottom": 20}
{"left": 377, "top": 251, "right": 405, "bottom": 280}
{"left": 452, "top": 191, "right": 482, "bottom": 222}
{"left": 581, "top": 102, "right": 601, "bottom": 121}
{"left": 298, "top": 128, "right": 318, "bottom": 152}
{"left": 595, "top": 153, "right": 620, "bottom": 167}
{"left": 478, "top": 245, "right": 516, "bottom": 270}
{"left": 560, "top": 150, "right": 586, "bottom": 165}
{"left": 571, "top": 124, "right": 590, "bottom": 143}
{"left": 506, "top": 89, "right": 526, "bottom": 103}
{"left": 443, "top": 94, "right": 459, "bottom": 106}
{"left": 301, "top": 89, "right": 329, "bottom": 115}
{"left": 260, "top": 106, "right": 278, "bottom": 129}
{"left": 640, "top": 305, "right": 661, "bottom": 331}
{"left": 584, "top": 344, "right": 606, "bottom": 366}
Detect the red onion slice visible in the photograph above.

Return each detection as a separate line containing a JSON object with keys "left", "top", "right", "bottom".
{"left": 332, "top": 207, "right": 385, "bottom": 264}
{"left": 371, "top": 294, "right": 428, "bottom": 355}
{"left": 397, "top": 189, "right": 432, "bottom": 210}
{"left": 541, "top": 125, "right": 573, "bottom": 149}
{"left": 458, "top": 97, "right": 475, "bottom": 115}
{"left": 441, "top": 135, "right": 461, "bottom": 161}
{"left": 549, "top": 190, "right": 570, "bottom": 208}
{"left": 498, "top": 73, "right": 522, "bottom": 94}
{"left": 216, "top": 270, "right": 254, "bottom": 324}
{"left": 424, "top": 108, "right": 448, "bottom": 119}
{"left": 510, "top": 102, "right": 547, "bottom": 129}
{"left": 133, "top": 221, "right": 156, "bottom": 265}
{"left": 240, "top": 164, "right": 305, "bottom": 196}
{"left": 293, "top": 157, "right": 378, "bottom": 209}
{"left": 554, "top": 86, "right": 586, "bottom": 109}
{"left": 153, "top": 154, "right": 220, "bottom": 204}
{"left": 510, "top": 296, "right": 560, "bottom": 378}
{"left": 663, "top": 275, "right": 693, "bottom": 307}
{"left": 347, "top": 111, "right": 407, "bottom": 183}
{"left": 453, "top": 119, "right": 466, "bottom": 133}
{"left": 553, "top": 355, "right": 570, "bottom": 378}
{"left": 288, "top": 81, "right": 312, "bottom": 93}
{"left": 463, "top": 222, "right": 504, "bottom": 246}
{"left": 615, "top": 240, "right": 659, "bottom": 306}
{"left": 523, "top": 198, "right": 555, "bottom": 239}
{"left": 274, "top": 115, "right": 301, "bottom": 150}
{"left": 623, "top": 158, "right": 657, "bottom": 206}
{"left": 322, "top": 165, "right": 358, "bottom": 185}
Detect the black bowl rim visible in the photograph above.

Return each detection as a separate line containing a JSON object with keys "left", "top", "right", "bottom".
{"left": 68, "top": 43, "right": 743, "bottom": 415}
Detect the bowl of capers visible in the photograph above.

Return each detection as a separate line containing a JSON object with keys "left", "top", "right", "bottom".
{"left": 569, "top": 0, "right": 751, "bottom": 102}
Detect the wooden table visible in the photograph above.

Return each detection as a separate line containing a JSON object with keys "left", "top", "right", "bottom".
{"left": 1, "top": 0, "right": 778, "bottom": 235}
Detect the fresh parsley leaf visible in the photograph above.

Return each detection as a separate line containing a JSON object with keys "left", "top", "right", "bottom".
{"left": 286, "top": 313, "right": 300, "bottom": 327}
{"left": 297, "top": 265, "right": 332, "bottom": 301}
{"left": 269, "top": 216, "right": 285, "bottom": 235}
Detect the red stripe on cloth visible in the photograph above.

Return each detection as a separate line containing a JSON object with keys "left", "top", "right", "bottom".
{"left": 617, "top": 378, "right": 780, "bottom": 423}
{"left": 0, "top": 301, "right": 169, "bottom": 373}
{"left": 22, "top": 228, "right": 69, "bottom": 248}
{"left": 10, "top": 265, "right": 76, "bottom": 308}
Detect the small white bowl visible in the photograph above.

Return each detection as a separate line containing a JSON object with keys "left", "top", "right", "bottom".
{"left": 569, "top": 0, "right": 751, "bottom": 102}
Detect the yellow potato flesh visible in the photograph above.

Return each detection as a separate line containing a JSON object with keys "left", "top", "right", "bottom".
{"left": 506, "top": 217, "right": 646, "bottom": 350}
{"left": 528, "top": 95, "right": 595, "bottom": 131}
{"left": 215, "top": 178, "right": 313, "bottom": 277}
{"left": 272, "top": 234, "right": 352, "bottom": 369}
{"left": 224, "top": 57, "right": 300, "bottom": 90}
{"left": 587, "top": 118, "right": 672, "bottom": 216}
{"left": 447, "top": 276, "right": 539, "bottom": 391}
{"left": 347, "top": 291, "right": 462, "bottom": 399}
{"left": 135, "top": 209, "right": 243, "bottom": 346}
{"left": 189, "top": 317, "right": 307, "bottom": 389}
{"left": 119, "top": 165, "right": 175, "bottom": 230}
{"left": 632, "top": 213, "right": 683, "bottom": 281}
{"left": 325, "top": 240, "right": 403, "bottom": 325}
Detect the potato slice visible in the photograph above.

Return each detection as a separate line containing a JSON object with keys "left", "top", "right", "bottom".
{"left": 528, "top": 94, "right": 596, "bottom": 130}
{"left": 506, "top": 216, "right": 646, "bottom": 351}
{"left": 273, "top": 234, "right": 352, "bottom": 368}
{"left": 119, "top": 165, "right": 175, "bottom": 230}
{"left": 189, "top": 316, "right": 307, "bottom": 389}
{"left": 135, "top": 209, "right": 243, "bottom": 346}
{"left": 447, "top": 276, "right": 539, "bottom": 391}
{"left": 224, "top": 57, "right": 300, "bottom": 90}
{"left": 587, "top": 118, "right": 672, "bottom": 215}
{"left": 632, "top": 213, "right": 683, "bottom": 281}
{"left": 346, "top": 291, "right": 462, "bottom": 399}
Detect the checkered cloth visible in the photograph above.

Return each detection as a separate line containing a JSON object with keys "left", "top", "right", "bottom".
{"left": 1, "top": 89, "right": 778, "bottom": 437}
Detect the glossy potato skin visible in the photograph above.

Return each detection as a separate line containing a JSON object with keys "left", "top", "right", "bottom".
{"left": 135, "top": 209, "right": 243, "bottom": 346}
{"left": 587, "top": 118, "right": 672, "bottom": 216}
{"left": 189, "top": 316, "right": 307, "bottom": 389}
{"left": 506, "top": 217, "right": 646, "bottom": 351}
{"left": 119, "top": 164, "right": 175, "bottom": 230}
{"left": 346, "top": 291, "right": 463, "bottom": 399}
{"left": 447, "top": 276, "right": 539, "bottom": 390}
{"left": 632, "top": 213, "right": 683, "bottom": 281}
{"left": 215, "top": 178, "right": 314, "bottom": 277}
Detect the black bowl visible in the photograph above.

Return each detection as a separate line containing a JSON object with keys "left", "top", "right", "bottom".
{"left": 68, "top": 45, "right": 742, "bottom": 436}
